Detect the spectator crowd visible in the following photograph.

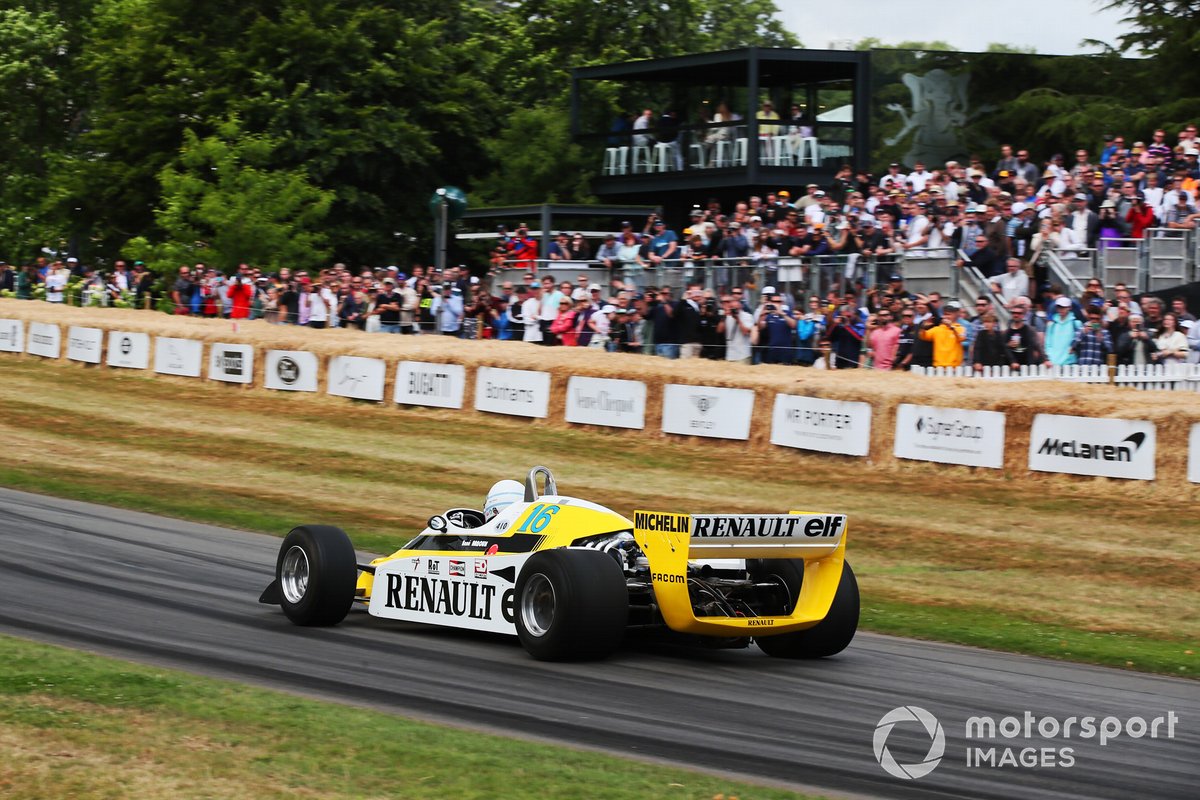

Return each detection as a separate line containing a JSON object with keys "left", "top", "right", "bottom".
{"left": 4, "top": 124, "right": 1199, "bottom": 369}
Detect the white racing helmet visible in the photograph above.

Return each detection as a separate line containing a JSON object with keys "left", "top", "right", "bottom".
{"left": 484, "top": 480, "right": 524, "bottom": 521}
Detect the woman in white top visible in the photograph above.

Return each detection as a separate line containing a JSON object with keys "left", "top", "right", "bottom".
{"left": 1152, "top": 313, "right": 1189, "bottom": 365}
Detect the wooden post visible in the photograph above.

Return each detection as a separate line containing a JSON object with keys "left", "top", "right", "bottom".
{"left": 1106, "top": 353, "right": 1117, "bottom": 385}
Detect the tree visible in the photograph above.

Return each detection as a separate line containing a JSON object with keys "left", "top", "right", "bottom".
{"left": 1098, "top": 1, "right": 1200, "bottom": 97}
{"left": 126, "top": 118, "right": 333, "bottom": 275}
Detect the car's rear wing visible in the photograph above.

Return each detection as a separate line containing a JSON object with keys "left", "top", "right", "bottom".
{"left": 632, "top": 510, "right": 848, "bottom": 636}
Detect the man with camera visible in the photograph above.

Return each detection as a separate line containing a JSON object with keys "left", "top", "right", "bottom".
{"left": 757, "top": 296, "right": 796, "bottom": 364}
{"left": 918, "top": 300, "right": 967, "bottom": 368}
{"left": 718, "top": 293, "right": 754, "bottom": 363}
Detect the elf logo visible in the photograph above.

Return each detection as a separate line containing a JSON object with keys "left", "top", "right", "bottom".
{"left": 1038, "top": 432, "right": 1145, "bottom": 462}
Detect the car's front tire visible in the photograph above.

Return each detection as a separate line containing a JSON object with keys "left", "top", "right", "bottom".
{"left": 515, "top": 549, "right": 628, "bottom": 661}
{"left": 753, "top": 560, "right": 859, "bottom": 659}
{"left": 276, "top": 525, "right": 357, "bottom": 626}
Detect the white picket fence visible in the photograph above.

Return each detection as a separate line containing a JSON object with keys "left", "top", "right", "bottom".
{"left": 911, "top": 363, "right": 1200, "bottom": 392}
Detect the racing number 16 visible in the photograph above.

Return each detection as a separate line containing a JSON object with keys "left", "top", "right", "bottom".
{"left": 517, "top": 504, "right": 559, "bottom": 533}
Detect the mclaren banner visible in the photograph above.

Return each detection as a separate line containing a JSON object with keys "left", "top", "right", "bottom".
{"left": 1029, "top": 414, "right": 1156, "bottom": 481}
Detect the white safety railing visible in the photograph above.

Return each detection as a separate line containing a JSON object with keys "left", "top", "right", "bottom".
{"left": 1144, "top": 228, "right": 1193, "bottom": 293}
{"left": 912, "top": 363, "right": 1200, "bottom": 391}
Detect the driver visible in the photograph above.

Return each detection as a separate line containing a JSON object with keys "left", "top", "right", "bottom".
{"left": 483, "top": 480, "right": 524, "bottom": 521}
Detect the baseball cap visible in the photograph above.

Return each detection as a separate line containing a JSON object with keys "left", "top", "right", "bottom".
{"left": 889, "top": 273, "right": 903, "bottom": 281}
{"left": 778, "top": 190, "right": 790, "bottom": 198}
{"left": 571, "top": 288, "right": 588, "bottom": 300}
{"left": 1074, "top": 193, "right": 1089, "bottom": 201}
{"left": 601, "top": 304, "right": 616, "bottom": 314}
{"left": 66, "top": 257, "right": 79, "bottom": 263}
{"left": 470, "top": 275, "right": 480, "bottom": 284}
{"left": 762, "top": 285, "right": 776, "bottom": 294}
{"left": 861, "top": 218, "right": 876, "bottom": 226}
{"left": 1012, "top": 202, "right": 1028, "bottom": 214}
{"left": 382, "top": 277, "right": 396, "bottom": 285}
{"left": 589, "top": 283, "right": 602, "bottom": 292}
{"left": 944, "top": 301, "right": 962, "bottom": 311}
{"left": 814, "top": 190, "right": 826, "bottom": 197}
{"left": 387, "top": 265, "right": 399, "bottom": 272}
{"left": 1055, "top": 296, "right": 1072, "bottom": 308}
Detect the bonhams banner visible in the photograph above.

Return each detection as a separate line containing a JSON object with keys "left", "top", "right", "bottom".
{"left": 209, "top": 342, "right": 255, "bottom": 384}
{"left": 894, "top": 403, "right": 1006, "bottom": 469}
{"left": 394, "top": 361, "right": 465, "bottom": 409}
{"left": 564, "top": 376, "right": 646, "bottom": 430}
{"left": 662, "top": 384, "right": 754, "bottom": 440}
{"left": 328, "top": 355, "right": 386, "bottom": 401}
{"left": 26, "top": 322, "right": 61, "bottom": 359}
{"left": 66, "top": 326, "right": 104, "bottom": 364}
{"left": 1029, "top": 414, "right": 1155, "bottom": 481}
{"left": 154, "top": 337, "right": 203, "bottom": 377}
{"left": 107, "top": 331, "right": 150, "bottom": 369}
{"left": 474, "top": 367, "right": 551, "bottom": 418}
{"left": 0, "top": 319, "right": 24, "bottom": 353}
{"left": 770, "top": 394, "right": 871, "bottom": 456}
{"left": 265, "top": 350, "right": 318, "bottom": 392}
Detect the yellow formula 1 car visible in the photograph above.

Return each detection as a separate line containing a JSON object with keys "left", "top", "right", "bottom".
{"left": 260, "top": 466, "right": 858, "bottom": 661}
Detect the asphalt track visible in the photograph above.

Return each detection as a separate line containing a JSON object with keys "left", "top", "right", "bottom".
{"left": 0, "top": 487, "right": 1195, "bottom": 800}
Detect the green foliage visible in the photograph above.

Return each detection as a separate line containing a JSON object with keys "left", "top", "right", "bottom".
{"left": 138, "top": 118, "right": 334, "bottom": 275}
{"left": 476, "top": 107, "right": 595, "bottom": 205}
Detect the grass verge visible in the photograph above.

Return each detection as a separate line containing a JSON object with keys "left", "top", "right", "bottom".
{"left": 0, "top": 635, "right": 819, "bottom": 800}
{"left": 0, "top": 358, "right": 1196, "bottom": 677}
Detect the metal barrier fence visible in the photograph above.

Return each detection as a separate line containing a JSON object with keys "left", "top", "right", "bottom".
{"left": 912, "top": 363, "right": 1200, "bottom": 392}
{"left": 1146, "top": 228, "right": 1193, "bottom": 293}
{"left": 491, "top": 231, "right": 1198, "bottom": 307}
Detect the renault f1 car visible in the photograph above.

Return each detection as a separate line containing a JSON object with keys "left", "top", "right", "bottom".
{"left": 260, "top": 466, "right": 858, "bottom": 661}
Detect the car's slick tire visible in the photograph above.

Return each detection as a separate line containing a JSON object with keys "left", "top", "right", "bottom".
{"left": 276, "top": 525, "right": 357, "bottom": 627}
{"left": 515, "top": 549, "right": 628, "bottom": 661}
{"left": 753, "top": 561, "right": 859, "bottom": 659}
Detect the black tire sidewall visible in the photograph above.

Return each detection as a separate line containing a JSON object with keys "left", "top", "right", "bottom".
{"left": 515, "top": 549, "right": 628, "bottom": 661}
{"left": 755, "top": 561, "right": 859, "bottom": 658}
{"left": 276, "top": 525, "right": 357, "bottom": 626}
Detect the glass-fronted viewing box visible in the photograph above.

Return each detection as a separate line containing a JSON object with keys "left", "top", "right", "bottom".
{"left": 571, "top": 48, "right": 872, "bottom": 196}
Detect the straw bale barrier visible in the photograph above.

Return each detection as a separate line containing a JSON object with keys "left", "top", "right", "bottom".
{"left": 3, "top": 299, "right": 1198, "bottom": 497}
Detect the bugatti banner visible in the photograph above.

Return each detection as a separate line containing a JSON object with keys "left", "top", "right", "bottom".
{"left": 395, "top": 361, "right": 465, "bottom": 409}
{"left": 106, "top": 331, "right": 150, "bottom": 369}
{"left": 661, "top": 384, "right": 754, "bottom": 440}
{"left": 1029, "top": 414, "right": 1156, "bottom": 481}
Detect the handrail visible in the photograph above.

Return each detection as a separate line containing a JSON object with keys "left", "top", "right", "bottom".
{"left": 959, "top": 265, "right": 1011, "bottom": 327}
{"left": 1043, "top": 249, "right": 1088, "bottom": 299}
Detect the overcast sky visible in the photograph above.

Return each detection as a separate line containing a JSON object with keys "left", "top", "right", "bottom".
{"left": 778, "top": 0, "right": 1136, "bottom": 55}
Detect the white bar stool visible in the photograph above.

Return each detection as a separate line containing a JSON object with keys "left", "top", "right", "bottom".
{"left": 630, "top": 145, "right": 652, "bottom": 173}
{"left": 652, "top": 142, "right": 674, "bottom": 172}
{"left": 797, "top": 137, "right": 820, "bottom": 166}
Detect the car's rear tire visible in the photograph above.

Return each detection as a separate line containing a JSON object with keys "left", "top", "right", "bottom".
{"left": 753, "top": 561, "right": 859, "bottom": 659}
{"left": 276, "top": 525, "right": 357, "bottom": 626}
{"left": 515, "top": 549, "right": 628, "bottom": 661}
